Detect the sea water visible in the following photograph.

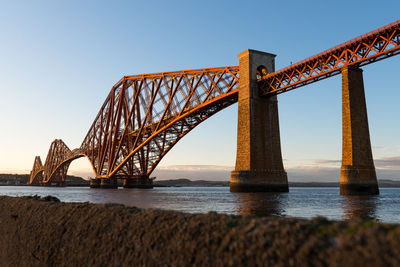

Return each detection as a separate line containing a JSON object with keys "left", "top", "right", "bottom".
{"left": 1, "top": 186, "right": 400, "bottom": 223}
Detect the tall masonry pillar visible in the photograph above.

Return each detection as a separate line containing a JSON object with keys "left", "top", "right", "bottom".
{"left": 230, "top": 49, "right": 288, "bottom": 192}
{"left": 340, "top": 65, "right": 379, "bottom": 195}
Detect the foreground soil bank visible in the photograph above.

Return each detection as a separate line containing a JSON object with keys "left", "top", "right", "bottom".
{"left": 1, "top": 196, "right": 400, "bottom": 266}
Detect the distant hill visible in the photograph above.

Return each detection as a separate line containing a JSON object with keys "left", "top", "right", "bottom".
{"left": 378, "top": 179, "right": 400, "bottom": 188}
{"left": 0, "top": 174, "right": 89, "bottom": 186}
{"left": 155, "top": 179, "right": 400, "bottom": 188}
{"left": 64, "top": 175, "right": 90, "bottom": 186}
{"left": 0, "top": 174, "right": 30, "bottom": 185}
{"left": 2, "top": 174, "right": 400, "bottom": 188}
{"left": 154, "top": 178, "right": 229, "bottom": 187}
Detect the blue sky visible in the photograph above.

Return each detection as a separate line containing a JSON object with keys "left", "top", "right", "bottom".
{"left": 0, "top": 0, "right": 399, "bottom": 181}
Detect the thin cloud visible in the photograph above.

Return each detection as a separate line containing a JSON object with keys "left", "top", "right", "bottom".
{"left": 154, "top": 156, "right": 400, "bottom": 182}
{"left": 157, "top": 165, "right": 233, "bottom": 171}
{"left": 314, "top": 159, "right": 341, "bottom": 165}
{"left": 375, "top": 156, "right": 400, "bottom": 169}
{"left": 311, "top": 156, "right": 400, "bottom": 170}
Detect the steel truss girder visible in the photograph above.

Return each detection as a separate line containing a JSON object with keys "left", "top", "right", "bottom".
{"left": 80, "top": 66, "right": 239, "bottom": 179}
{"left": 30, "top": 20, "right": 400, "bottom": 184}
{"left": 259, "top": 19, "right": 400, "bottom": 95}
{"left": 42, "top": 139, "right": 72, "bottom": 184}
{"left": 30, "top": 139, "right": 88, "bottom": 185}
{"left": 29, "top": 156, "right": 44, "bottom": 185}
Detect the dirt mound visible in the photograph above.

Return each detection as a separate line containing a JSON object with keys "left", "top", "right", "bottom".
{"left": 0, "top": 195, "right": 399, "bottom": 266}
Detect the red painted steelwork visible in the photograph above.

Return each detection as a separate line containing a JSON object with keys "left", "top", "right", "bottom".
{"left": 29, "top": 19, "right": 400, "bottom": 185}
{"left": 259, "top": 20, "right": 400, "bottom": 95}
{"left": 30, "top": 66, "right": 239, "bottom": 185}
{"left": 29, "top": 156, "right": 44, "bottom": 185}
{"left": 80, "top": 66, "right": 239, "bottom": 180}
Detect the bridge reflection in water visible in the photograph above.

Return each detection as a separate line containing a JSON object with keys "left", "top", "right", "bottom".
{"left": 341, "top": 195, "right": 378, "bottom": 221}
{"left": 0, "top": 186, "right": 396, "bottom": 221}
{"left": 234, "top": 193, "right": 287, "bottom": 217}
{"left": 234, "top": 190, "right": 379, "bottom": 221}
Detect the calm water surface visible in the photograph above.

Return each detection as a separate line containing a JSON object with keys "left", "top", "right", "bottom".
{"left": 1, "top": 186, "right": 400, "bottom": 223}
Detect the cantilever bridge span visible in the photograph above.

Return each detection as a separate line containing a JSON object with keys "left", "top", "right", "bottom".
{"left": 30, "top": 20, "right": 400, "bottom": 194}
{"left": 30, "top": 67, "right": 240, "bottom": 187}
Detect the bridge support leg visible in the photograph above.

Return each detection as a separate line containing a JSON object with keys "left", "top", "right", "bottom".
{"left": 123, "top": 176, "right": 153, "bottom": 189}
{"left": 340, "top": 66, "right": 379, "bottom": 195}
{"left": 230, "top": 49, "right": 288, "bottom": 192}
{"left": 100, "top": 178, "right": 118, "bottom": 189}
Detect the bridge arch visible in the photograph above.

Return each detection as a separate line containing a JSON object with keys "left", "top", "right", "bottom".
{"left": 45, "top": 154, "right": 96, "bottom": 185}
{"left": 30, "top": 169, "right": 44, "bottom": 185}
{"left": 30, "top": 67, "right": 239, "bottom": 185}
{"left": 30, "top": 20, "right": 400, "bottom": 192}
{"left": 80, "top": 66, "right": 240, "bottom": 180}
{"left": 30, "top": 139, "right": 96, "bottom": 185}
{"left": 29, "top": 156, "right": 44, "bottom": 185}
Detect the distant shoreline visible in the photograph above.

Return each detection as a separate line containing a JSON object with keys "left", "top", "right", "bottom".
{"left": 1, "top": 175, "right": 400, "bottom": 188}
{"left": 154, "top": 179, "right": 400, "bottom": 188}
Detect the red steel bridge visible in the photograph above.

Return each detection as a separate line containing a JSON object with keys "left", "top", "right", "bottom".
{"left": 30, "top": 20, "right": 400, "bottom": 190}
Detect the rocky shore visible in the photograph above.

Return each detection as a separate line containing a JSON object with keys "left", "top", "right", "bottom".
{"left": 1, "top": 195, "right": 400, "bottom": 266}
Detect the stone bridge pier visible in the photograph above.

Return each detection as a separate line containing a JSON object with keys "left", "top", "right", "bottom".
{"left": 340, "top": 66, "right": 379, "bottom": 195}
{"left": 230, "top": 50, "right": 379, "bottom": 195}
{"left": 230, "top": 49, "right": 288, "bottom": 192}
